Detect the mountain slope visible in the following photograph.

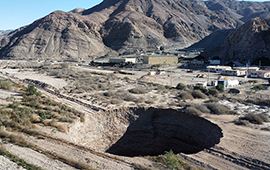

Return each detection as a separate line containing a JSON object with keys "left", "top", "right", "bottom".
{"left": 0, "top": 0, "right": 269, "bottom": 59}
{"left": 203, "top": 17, "right": 270, "bottom": 64}
{"left": 0, "top": 11, "right": 114, "bottom": 59}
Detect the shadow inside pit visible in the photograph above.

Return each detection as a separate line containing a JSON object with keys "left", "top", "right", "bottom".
{"left": 106, "top": 108, "right": 223, "bottom": 157}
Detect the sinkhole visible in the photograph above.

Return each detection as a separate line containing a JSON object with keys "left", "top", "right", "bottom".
{"left": 103, "top": 107, "right": 223, "bottom": 157}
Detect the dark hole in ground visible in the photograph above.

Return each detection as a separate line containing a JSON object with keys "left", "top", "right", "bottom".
{"left": 106, "top": 107, "right": 223, "bottom": 157}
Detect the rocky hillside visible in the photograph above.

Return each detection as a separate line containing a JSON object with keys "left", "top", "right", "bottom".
{"left": 0, "top": 0, "right": 270, "bottom": 60}
{"left": 0, "top": 30, "right": 12, "bottom": 36}
{"left": 203, "top": 17, "right": 270, "bottom": 64}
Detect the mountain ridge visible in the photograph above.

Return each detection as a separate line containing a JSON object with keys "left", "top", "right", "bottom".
{"left": 0, "top": 0, "right": 270, "bottom": 60}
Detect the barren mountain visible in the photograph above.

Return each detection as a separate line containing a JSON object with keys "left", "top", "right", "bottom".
{"left": 203, "top": 17, "right": 270, "bottom": 65}
{"left": 0, "top": 0, "right": 269, "bottom": 59}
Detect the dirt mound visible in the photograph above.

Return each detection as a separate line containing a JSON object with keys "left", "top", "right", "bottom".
{"left": 69, "top": 107, "right": 223, "bottom": 157}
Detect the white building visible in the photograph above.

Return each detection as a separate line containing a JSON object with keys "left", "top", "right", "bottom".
{"left": 109, "top": 57, "right": 136, "bottom": 64}
{"left": 207, "top": 65, "right": 232, "bottom": 73}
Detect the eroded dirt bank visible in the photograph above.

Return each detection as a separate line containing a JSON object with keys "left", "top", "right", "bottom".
{"left": 69, "top": 107, "right": 223, "bottom": 157}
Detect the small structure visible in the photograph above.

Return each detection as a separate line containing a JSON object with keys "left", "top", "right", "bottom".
{"left": 143, "top": 55, "right": 178, "bottom": 64}
{"left": 188, "top": 55, "right": 206, "bottom": 67}
{"left": 207, "top": 65, "right": 232, "bottom": 73}
{"left": 209, "top": 56, "right": 221, "bottom": 65}
{"left": 109, "top": 57, "right": 136, "bottom": 64}
{"left": 249, "top": 70, "right": 270, "bottom": 78}
{"left": 147, "top": 71, "right": 157, "bottom": 75}
{"left": 221, "top": 69, "right": 246, "bottom": 76}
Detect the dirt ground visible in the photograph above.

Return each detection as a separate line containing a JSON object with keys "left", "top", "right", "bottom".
{"left": 0, "top": 63, "right": 269, "bottom": 170}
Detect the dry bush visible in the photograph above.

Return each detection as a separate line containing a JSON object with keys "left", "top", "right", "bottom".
{"left": 205, "top": 103, "right": 230, "bottom": 115}
{"left": 192, "top": 90, "right": 208, "bottom": 99}
{"left": 145, "top": 99, "right": 155, "bottom": 104}
{"left": 129, "top": 87, "right": 150, "bottom": 94}
{"left": 241, "top": 113, "right": 269, "bottom": 125}
{"left": 58, "top": 117, "right": 73, "bottom": 123}
{"left": 110, "top": 98, "right": 122, "bottom": 104}
{"left": 261, "top": 127, "right": 270, "bottom": 131}
{"left": 55, "top": 123, "right": 68, "bottom": 133}
{"left": 178, "top": 91, "right": 194, "bottom": 100}
{"left": 104, "top": 90, "right": 115, "bottom": 97}
{"left": 176, "top": 83, "right": 187, "bottom": 90}
{"left": 192, "top": 104, "right": 211, "bottom": 114}
{"left": 185, "top": 107, "right": 202, "bottom": 116}
{"left": 0, "top": 128, "right": 10, "bottom": 138}
{"left": 234, "top": 119, "right": 250, "bottom": 126}
{"left": 205, "top": 97, "right": 219, "bottom": 103}
{"left": 208, "top": 89, "right": 219, "bottom": 96}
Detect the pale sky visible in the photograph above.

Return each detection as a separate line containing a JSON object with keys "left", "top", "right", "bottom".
{"left": 0, "top": 0, "right": 269, "bottom": 30}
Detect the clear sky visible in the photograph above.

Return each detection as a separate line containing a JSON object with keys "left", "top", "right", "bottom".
{"left": 0, "top": 0, "right": 269, "bottom": 30}
{"left": 0, "top": 0, "right": 102, "bottom": 30}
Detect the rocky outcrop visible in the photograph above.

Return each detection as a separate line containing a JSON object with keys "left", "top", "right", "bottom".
{"left": 203, "top": 17, "right": 270, "bottom": 64}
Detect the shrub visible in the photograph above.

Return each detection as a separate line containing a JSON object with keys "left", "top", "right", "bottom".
{"left": 0, "top": 80, "right": 12, "bottom": 90}
{"left": 26, "top": 83, "right": 41, "bottom": 96}
{"left": 216, "top": 84, "right": 224, "bottom": 92}
{"left": 194, "top": 85, "right": 208, "bottom": 93}
{"left": 110, "top": 98, "right": 121, "bottom": 104}
{"left": 206, "top": 97, "right": 219, "bottom": 103}
{"left": 191, "top": 90, "right": 208, "bottom": 99}
{"left": 164, "top": 150, "right": 182, "bottom": 170}
{"left": 248, "top": 80, "right": 258, "bottom": 84}
{"left": 205, "top": 103, "right": 230, "bottom": 115}
{"left": 208, "top": 89, "right": 219, "bottom": 96}
{"left": 252, "top": 85, "right": 265, "bottom": 91}
{"left": 165, "top": 85, "right": 172, "bottom": 89}
{"left": 185, "top": 107, "right": 202, "bottom": 116}
{"left": 176, "top": 83, "right": 186, "bottom": 90}
{"left": 234, "top": 119, "right": 250, "bottom": 126}
{"left": 241, "top": 113, "right": 269, "bottom": 124}
{"left": 129, "top": 87, "right": 150, "bottom": 94}
{"left": 178, "top": 91, "right": 194, "bottom": 100}
{"left": 193, "top": 104, "right": 211, "bottom": 113}
{"left": 104, "top": 90, "right": 115, "bottom": 97}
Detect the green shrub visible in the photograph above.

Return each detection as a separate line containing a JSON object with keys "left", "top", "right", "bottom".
{"left": 216, "top": 84, "right": 224, "bottom": 92}
{"left": 164, "top": 150, "right": 182, "bottom": 169}
{"left": 191, "top": 90, "right": 208, "bottom": 99}
{"left": 176, "top": 83, "right": 187, "bottom": 90}
{"left": 248, "top": 80, "right": 258, "bottom": 84}
{"left": 208, "top": 89, "right": 219, "bottom": 96}
{"left": 252, "top": 85, "right": 265, "bottom": 91}
{"left": 26, "top": 83, "right": 41, "bottom": 96}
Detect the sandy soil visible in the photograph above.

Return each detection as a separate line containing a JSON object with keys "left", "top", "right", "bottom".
{"left": 181, "top": 114, "right": 270, "bottom": 170}
{"left": 5, "top": 144, "right": 76, "bottom": 170}
{"left": 0, "top": 65, "right": 270, "bottom": 170}
{"left": 0, "top": 155, "right": 25, "bottom": 170}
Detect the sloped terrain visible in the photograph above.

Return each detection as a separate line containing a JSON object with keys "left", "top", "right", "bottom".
{"left": 0, "top": 0, "right": 247, "bottom": 59}
{"left": 203, "top": 17, "right": 270, "bottom": 64}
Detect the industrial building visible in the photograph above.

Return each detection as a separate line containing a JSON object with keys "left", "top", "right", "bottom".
{"left": 109, "top": 57, "right": 136, "bottom": 64}
{"left": 143, "top": 55, "right": 178, "bottom": 64}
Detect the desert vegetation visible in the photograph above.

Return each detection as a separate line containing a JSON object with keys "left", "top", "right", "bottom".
{"left": 0, "top": 79, "right": 84, "bottom": 133}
